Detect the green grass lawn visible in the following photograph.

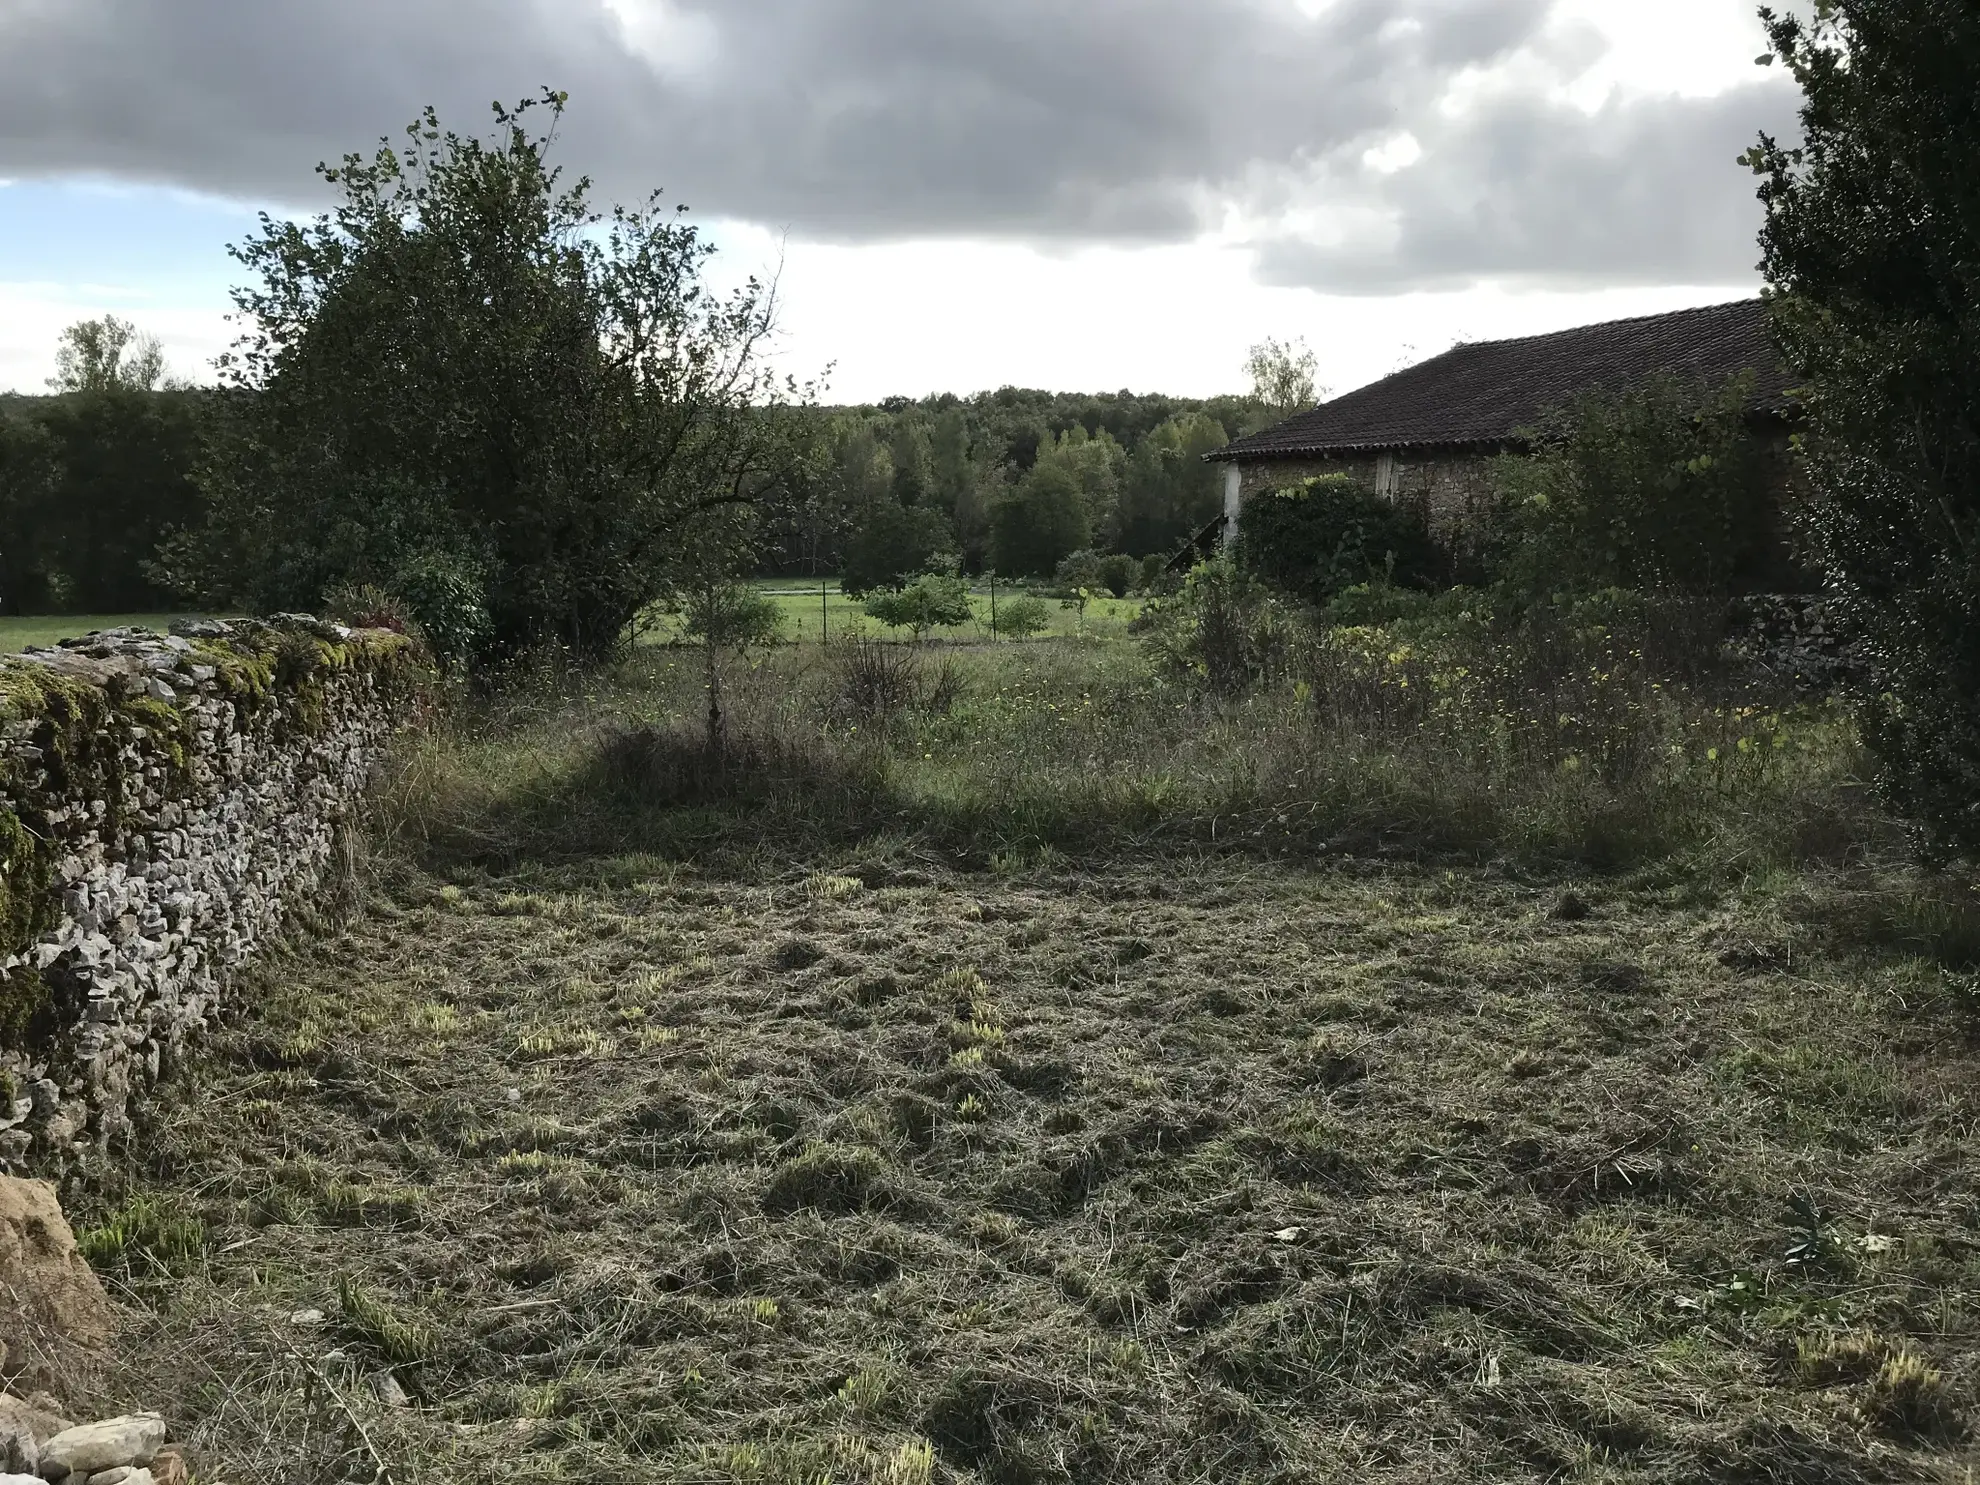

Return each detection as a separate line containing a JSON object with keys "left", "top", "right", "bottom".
{"left": 640, "top": 580, "right": 1144, "bottom": 646}
{"left": 0, "top": 614, "right": 205, "bottom": 652}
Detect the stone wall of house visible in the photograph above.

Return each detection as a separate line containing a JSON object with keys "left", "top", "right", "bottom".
{"left": 1234, "top": 450, "right": 1500, "bottom": 551}
{"left": 0, "top": 618, "right": 427, "bottom": 1173}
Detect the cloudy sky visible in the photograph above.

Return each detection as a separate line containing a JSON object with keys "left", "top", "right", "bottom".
{"left": 0, "top": 0, "right": 1798, "bottom": 403}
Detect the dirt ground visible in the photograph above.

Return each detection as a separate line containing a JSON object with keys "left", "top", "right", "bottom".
{"left": 83, "top": 848, "right": 1980, "bottom": 1483}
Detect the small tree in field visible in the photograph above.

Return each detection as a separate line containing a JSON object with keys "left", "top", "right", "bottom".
{"left": 678, "top": 575, "right": 784, "bottom": 751}
{"left": 863, "top": 573, "right": 972, "bottom": 641}
{"left": 173, "top": 91, "right": 812, "bottom": 669}
{"left": 991, "top": 594, "right": 1051, "bottom": 639}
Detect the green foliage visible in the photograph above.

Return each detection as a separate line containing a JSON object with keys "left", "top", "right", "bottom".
{"left": 338, "top": 1275, "right": 436, "bottom": 1365}
{"left": 991, "top": 463, "right": 1090, "bottom": 577}
{"left": 76, "top": 1195, "right": 206, "bottom": 1275}
{"left": 990, "top": 594, "right": 1051, "bottom": 639}
{"left": 863, "top": 575, "right": 972, "bottom": 639}
{"left": 1240, "top": 473, "right": 1440, "bottom": 606}
{"left": 171, "top": 91, "right": 808, "bottom": 669}
{"left": 48, "top": 316, "right": 167, "bottom": 395}
{"left": 1244, "top": 336, "right": 1320, "bottom": 421}
{"left": 840, "top": 502, "right": 954, "bottom": 597}
{"left": 1135, "top": 558, "right": 1296, "bottom": 695}
{"left": 0, "top": 380, "right": 206, "bottom": 616}
{"left": 683, "top": 584, "right": 786, "bottom": 648}
{"left": 1753, "top": 1, "right": 1980, "bottom": 855}
{"left": 1491, "top": 373, "right": 1782, "bottom": 598}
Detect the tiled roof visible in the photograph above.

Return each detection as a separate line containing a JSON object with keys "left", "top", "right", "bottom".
{"left": 1217, "top": 299, "right": 1796, "bottom": 461}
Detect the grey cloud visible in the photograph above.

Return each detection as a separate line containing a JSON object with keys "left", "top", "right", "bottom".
{"left": 0, "top": 0, "right": 1790, "bottom": 292}
{"left": 1249, "top": 80, "right": 1800, "bottom": 292}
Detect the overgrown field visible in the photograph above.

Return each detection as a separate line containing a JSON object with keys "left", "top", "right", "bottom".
{"left": 62, "top": 632, "right": 1980, "bottom": 1482}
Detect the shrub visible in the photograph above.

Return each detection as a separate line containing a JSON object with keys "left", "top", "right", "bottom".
{"left": 836, "top": 639, "right": 923, "bottom": 719}
{"left": 1136, "top": 557, "right": 1297, "bottom": 696}
{"left": 1138, "top": 553, "right": 1169, "bottom": 593}
{"left": 1097, "top": 554, "right": 1136, "bottom": 598}
{"left": 1489, "top": 372, "right": 1783, "bottom": 599}
{"left": 863, "top": 574, "right": 972, "bottom": 639}
{"left": 681, "top": 583, "right": 784, "bottom": 647}
{"left": 991, "top": 594, "right": 1052, "bottom": 639}
{"left": 1239, "top": 473, "right": 1439, "bottom": 606}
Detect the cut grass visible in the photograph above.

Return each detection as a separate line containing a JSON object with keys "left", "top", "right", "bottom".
{"left": 74, "top": 846, "right": 1980, "bottom": 1482}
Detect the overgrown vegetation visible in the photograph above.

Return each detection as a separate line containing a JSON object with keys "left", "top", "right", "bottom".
{"left": 1754, "top": 0, "right": 1980, "bottom": 856}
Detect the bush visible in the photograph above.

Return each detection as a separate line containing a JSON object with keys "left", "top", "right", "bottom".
{"left": 1239, "top": 473, "right": 1439, "bottom": 606}
{"left": 1135, "top": 557, "right": 1296, "bottom": 696}
{"left": 991, "top": 594, "right": 1052, "bottom": 639}
{"left": 1097, "top": 554, "right": 1136, "bottom": 598}
{"left": 682, "top": 583, "right": 785, "bottom": 647}
{"left": 863, "top": 574, "right": 973, "bottom": 639}
{"left": 1051, "top": 549, "right": 1105, "bottom": 597}
{"left": 1138, "top": 553, "right": 1169, "bottom": 593}
{"left": 1490, "top": 372, "right": 1783, "bottom": 599}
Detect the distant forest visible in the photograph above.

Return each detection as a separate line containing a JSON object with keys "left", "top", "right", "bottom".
{"left": 775, "top": 388, "right": 1274, "bottom": 583}
{"left": 0, "top": 344, "right": 1286, "bottom": 615}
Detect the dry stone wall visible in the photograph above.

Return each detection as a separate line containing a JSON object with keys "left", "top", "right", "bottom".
{"left": 0, "top": 618, "right": 426, "bottom": 1172}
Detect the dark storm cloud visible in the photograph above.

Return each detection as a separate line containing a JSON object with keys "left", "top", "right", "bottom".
{"left": 0, "top": 0, "right": 1795, "bottom": 291}
{"left": 1251, "top": 80, "right": 1799, "bottom": 291}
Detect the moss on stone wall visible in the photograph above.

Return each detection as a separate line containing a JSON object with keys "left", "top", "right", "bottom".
{"left": 0, "top": 620, "right": 427, "bottom": 973}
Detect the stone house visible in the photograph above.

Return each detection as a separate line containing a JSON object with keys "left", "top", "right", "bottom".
{"left": 1209, "top": 298, "right": 1798, "bottom": 554}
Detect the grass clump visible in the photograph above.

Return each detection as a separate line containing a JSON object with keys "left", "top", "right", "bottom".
{"left": 76, "top": 1195, "right": 206, "bottom": 1276}
{"left": 336, "top": 1276, "right": 435, "bottom": 1367}
{"left": 762, "top": 1142, "right": 898, "bottom": 1216}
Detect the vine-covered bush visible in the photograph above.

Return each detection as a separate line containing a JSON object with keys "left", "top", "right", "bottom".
{"left": 1238, "top": 473, "right": 1441, "bottom": 607}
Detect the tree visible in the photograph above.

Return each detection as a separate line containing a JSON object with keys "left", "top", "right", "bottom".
{"left": 678, "top": 575, "right": 785, "bottom": 750}
{"left": 990, "top": 462, "right": 1091, "bottom": 576}
{"left": 1244, "top": 337, "right": 1322, "bottom": 422}
{"left": 862, "top": 573, "right": 973, "bottom": 640}
{"left": 990, "top": 593, "right": 1051, "bottom": 639}
{"left": 841, "top": 501, "right": 954, "bottom": 596}
{"left": 172, "top": 91, "right": 810, "bottom": 667}
{"left": 1751, "top": 2, "right": 1980, "bottom": 852}
{"left": 48, "top": 317, "right": 167, "bottom": 394}
{"left": 0, "top": 414, "right": 58, "bottom": 614}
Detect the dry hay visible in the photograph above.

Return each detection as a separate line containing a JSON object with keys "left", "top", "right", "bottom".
{"left": 73, "top": 852, "right": 1980, "bottom": 1483}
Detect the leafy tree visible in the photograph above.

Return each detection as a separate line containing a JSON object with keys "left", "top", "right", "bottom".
{"left": 862, "top": 573, "right": 973, "bottom": 639}
{"left": 841, "top": 501, "right": 954, "bottom": 596}
{"left": 682, "top": 582, "right": 785, "bottom": 647}
{"left": 1118, "top": 413, "right": 1229, "bottom": 556}
{"left": 170, "top": 91, "right": 808, "bottom": 667}
{"left": 38, "top": 388, "right": 208, "bottom": 611}
{"left": 0, "top": 413, "right": 58, "bottom": 614}
{"left": 1244, "top": 337, "right": 1321, "bottom": 422}
{"left": 990, "top": 593, "right": 1051, "bottom": 638}
{"left": 48, "top": 316, "right": 167, "bottom": 394}
{"left": 1239, "top": 473, "right": 1440, "bottom": 607}
{"left": 1752, "top": 0, "right": 1980, "bottom": 853}
{"left": 1488, "top": 373, "right": 1781, "bottom": 598}
{"left": 991, "top": 462, "right": 1091, "bottom": 576}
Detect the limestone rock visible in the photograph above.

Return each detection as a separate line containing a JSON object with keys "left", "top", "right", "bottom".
{"left": 85, "top": 1469, "right": 153, "bottom": 1485}
{"left": 36, "top": 1413, "right": 163, "bottom": 1479}
{"left": 0, "top": 1181, "right": 113, "bottom": 1389}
